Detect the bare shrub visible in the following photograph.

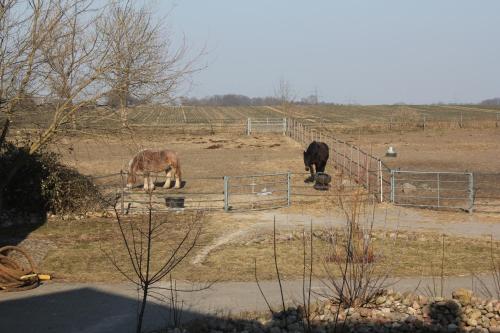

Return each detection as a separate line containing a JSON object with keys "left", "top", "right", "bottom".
{"left": 318, "top": 192, "right": 391, "bottom": 309}
{"left": 106, "top": 193, "right": 203, "bottom": 333}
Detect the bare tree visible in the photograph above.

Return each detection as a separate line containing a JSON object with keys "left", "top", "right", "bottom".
{"left": 274, "top": 77, "right": 295, "bottom": 117}
{"left": 31, "top": 0, "right": 111, "bottom": 153}
{"left": 107, "top": 193, "right": 203, "bottom": 333}
{"left": 98, "top": 0, "right": 203, "bottom": 125}
{"left": 0, "top": 0, "right": 70, "bottom": 209}
{"left": 0, "top": 0, "right": 57, "bottom": 117}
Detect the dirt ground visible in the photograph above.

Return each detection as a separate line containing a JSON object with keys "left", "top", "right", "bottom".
{"left": 54, "top": 132, "right": 309, "bottom": 177}
{"left": 4, "top": 128, "right": 494, "bottom": 284}
{"left": 342, "top": 128, "right": 500, "bottom": 173}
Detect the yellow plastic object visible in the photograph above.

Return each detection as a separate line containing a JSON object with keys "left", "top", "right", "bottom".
{"left": 38, "top": 274, "right": 51, "bottom": 281}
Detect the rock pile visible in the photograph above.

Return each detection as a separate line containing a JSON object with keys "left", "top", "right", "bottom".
{"left": 163, "top": 289, "right": 499, "bottom": 333}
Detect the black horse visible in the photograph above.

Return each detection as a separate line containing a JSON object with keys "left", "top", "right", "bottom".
{"left": 303, "top": 141, "right": 329, "bottom": 183}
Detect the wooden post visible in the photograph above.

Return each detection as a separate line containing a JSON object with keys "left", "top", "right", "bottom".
{"left": 120, "top": 170, "right": 125, "bottom": 214}
{"left": 378, "top": 159, "right": 383, "bottom": 202}
{"left": 349, "top": 145, "right": 353, "bottom": 179}
{"left": 365, "top": 154, "right": 369, "bottom": 191}
{"left": 357, "top": 147, "right": 360, "bottom": 183}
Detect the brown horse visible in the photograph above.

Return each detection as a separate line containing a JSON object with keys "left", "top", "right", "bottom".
{"left": 126, "top": 149, "right": 182, "bottom": 190}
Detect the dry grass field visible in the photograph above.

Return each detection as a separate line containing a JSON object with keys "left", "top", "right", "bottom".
{"left": 4, "top": 215, "right": 498, "bottom": 283}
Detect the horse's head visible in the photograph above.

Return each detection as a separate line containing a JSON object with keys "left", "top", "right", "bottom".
{"left": 303, "top": 150, "right": 312, "bottom": 171}
{"left": 126, "top": 173, "right": 136, "bottom": 188}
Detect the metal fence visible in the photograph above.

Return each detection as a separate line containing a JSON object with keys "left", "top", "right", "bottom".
{"left": 224, "top": 172, "right": 290, "bottom": 211}
{"left": 247, "top": 118, "right": 287, "bottom": 135}
{"left": 390, "top": 170, "right": 473, "bottom": 211}
{"left": 472, "top": 173, "right": 500, "bottom": 213}
{"left": 286, "top": 117, "right": 390, "bottom": 203}
{"left": 92, "top": 171, "right": 292, "bottom": 213}
{"left": 286, "top": 117, "right": 500, "bottom": 213}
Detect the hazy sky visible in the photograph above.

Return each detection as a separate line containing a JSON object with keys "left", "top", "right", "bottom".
{"left": 164, "top": 1, "right": 500, "bottom": 104}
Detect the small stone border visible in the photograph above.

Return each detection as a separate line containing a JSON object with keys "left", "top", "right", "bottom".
{"left": 161, "top": 288, "right": 499, "bottom": 333}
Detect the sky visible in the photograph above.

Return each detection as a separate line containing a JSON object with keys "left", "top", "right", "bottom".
{"left": 162, "top": 1, "right": 500, "bottom": 105}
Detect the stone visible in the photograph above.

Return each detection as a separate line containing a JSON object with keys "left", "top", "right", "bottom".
{"left": 376, "top": 296, "right": 387, "bottom": 305}
{"left": 466, "top": 318, "right": 478, "bottom": 327}
{"left": 489, "top": 326, "right": 500, "bottom": 333}
{"left": 469, "top": 309, "right": 482, "bottom": 320}
{"left": 412, "top": 301, "right": 421, "bottom": 310}
{"left": 452, "top": 288, "right": 474, "bottom": 305}
{"left": 269, "top": 327, "right": 281, "bottom": 333}
{"left": 402, "top": 183, "right": 417, "bottom": 193}
{"left": 447, "top": 323, "right": 458, "bottom": 332}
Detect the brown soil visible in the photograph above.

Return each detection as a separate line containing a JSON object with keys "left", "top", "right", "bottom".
{"left": 343, "top": 128, "right": 500, "bottom": 173}
{"left": 53, "top": 132, "right": 307, "bottom": 178}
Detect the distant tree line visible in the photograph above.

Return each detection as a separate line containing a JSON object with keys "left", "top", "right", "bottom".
{"left": 180, "top": 94, "right": 324, "bottom": 106}
{"left": 480, "top": 98, "right": 500, "bottom": 106}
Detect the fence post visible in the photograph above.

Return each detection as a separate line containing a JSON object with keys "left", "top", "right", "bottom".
{"left": 378, "top": 160, "right": 383, "bottom": 202}
{"left": 460, "top": 112, "right": 463, "bottom": 128}
{"left": 497, "top": 112, "right": 499, "bottom": 128}
{"left": 287, "top": 172, "right": 291, "bottom": 207}
{"left": 349, "top": 145, "right": 353, "bottom": 179}
{"left": 357, "top": 147, "right": 360, "bottom": 183}
{"left": 224, "top": 176, "right": 229, "bottom": 212}
{"left": 283, "top": 118, "right": 287, "bottom": 135}
{"left": 365, "top": 154, "right": 369, "bottom": 190}
{"left": 120, "top": 170, "right": 125, "bottom": 214}
{"left": 468, "top": 172, "right": 474, "bottom": 213}
{"left": 390, "top": 169, "right": 395, "bottom": 203}
{"left": 247, "top": 118, "right": 251, "bottom": 135}
{"left": 437, "top": 173, "right": 440, "bottom": 208}
{"left": 423, "top": 115, "right": 426, "bottom": 130}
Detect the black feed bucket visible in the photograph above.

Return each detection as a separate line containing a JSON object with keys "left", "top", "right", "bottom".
{"left": 314, "top": 172, "right": 332, "bottom": 191}
{"left": 165, "top": 197, "right": 185, "bottom": 209}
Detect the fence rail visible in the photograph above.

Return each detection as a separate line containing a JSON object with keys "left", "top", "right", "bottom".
{"left": 246, "top": 118, "right": 287, "bottom": 135}
{"left": 286, "top": 117, "right": 500, "bottom": 213}
{"left": 88, "top": 116, "right": 500, "bottom": 214}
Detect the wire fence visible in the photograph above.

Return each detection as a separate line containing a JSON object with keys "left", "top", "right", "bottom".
{"left": 390, "top": 170, "right": 473, "bottom": 211}
{"left": 286, "top": 117, "right": 500, "bottom": 213}
{"left": 289, "top": 111, "right": 500, "bottom": 134}
{"left": 82, "top": 116, "right": 500, "bottom": 214}
{"left": 286, "top": 117, "right": 390, "bottom": 203}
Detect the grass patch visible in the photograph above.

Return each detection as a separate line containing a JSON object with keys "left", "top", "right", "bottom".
{"left": 8, "top": 215, "right": 497, "bottom": 283}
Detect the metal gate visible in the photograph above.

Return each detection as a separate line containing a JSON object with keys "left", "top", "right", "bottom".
{"left": 224, "top": 172, "right": 290, "bottom": 211}
{"left": 390, "top": 170, "right": 473, "bottom": 211}
{"left": 247, "top": 118, "right": 287, "bottom": 135}
{"left": 472, "top": 173, "right": 500, "bottom": 213}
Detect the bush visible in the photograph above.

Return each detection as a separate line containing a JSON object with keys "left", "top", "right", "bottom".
{"left": 0, "top": 142, "right": 104, "bottom": 218}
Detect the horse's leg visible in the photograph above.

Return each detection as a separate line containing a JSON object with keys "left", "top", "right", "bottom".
{"left": 164, "top": 169, "right": 172, "bottom": 188}
{"left": 143, "top": 175, "right": 149, "bottom": 191}
{"left": 317, "top": 161, "right": 326, "bottom": 173}
{"left": 174, "top": 167, "right": 181, "bottom": 189}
